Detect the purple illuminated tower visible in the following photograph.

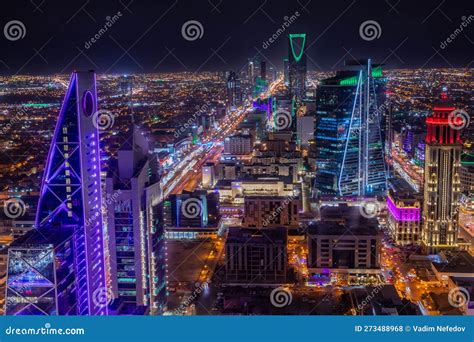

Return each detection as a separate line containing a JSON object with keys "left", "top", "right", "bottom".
{"left": 6, "top": 71, "right": 108, "bottom": 315}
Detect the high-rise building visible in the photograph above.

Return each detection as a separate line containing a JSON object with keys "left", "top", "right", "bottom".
{"left": 6, "top": 71, "right": 108, "bottom": 315}
{"left": 105, "top": 126, "right": 166, "bottom": 315}
{"left": 314, "top": 60, "right": 387, "bottom": 197}
{"left": 270, "top": 95, "right": 296, "bottom": 133}
{"left": 260, "top": 60, "right": 266, "bottom": 81}
{"left": 202, "top": 163, "right": 216, "bottom": 188}
{"left": 163, "top": 190, "right": 220, "bottom": 228}
{"left": 223, "top": 133, "right": 252, "bottom": 155}
{"left": 119, "top": 75, "right": 133, "bottom": 96}
{"left": 226, "top": 71, "right": 242, "bottom": 109}
{"left": 460, "top": 152, "right": 474, "bottom": 194}
{"left": 422, "top": 92, "right": 463, "bottom": 250}
{"left": 283, "top": 58, "right": 289, "bottom": 86}
{"left": 288, "top": 34, "right": 307, "bottom": 102}
{"left": 247, "top": 56, "right": 261, "bottom": 86}
{"left": 297, "top": 115, "right": 314, "bottom": 147}
{"left": 268, "top": 65, "right": 277, "bottom": 82}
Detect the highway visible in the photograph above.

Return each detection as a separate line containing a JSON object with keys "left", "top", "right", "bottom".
{"left": 161, "top": 78, "right": 283, "bottom": 197}
{"left": 161, "top": 102, "right": 251, "bottom": 197}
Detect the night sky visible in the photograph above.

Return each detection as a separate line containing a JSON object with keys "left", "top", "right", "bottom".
{"left": 0, "top": 0, "right": 472, "bottom": 75}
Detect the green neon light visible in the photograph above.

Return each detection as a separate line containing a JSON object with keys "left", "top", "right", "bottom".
{"left": 289, "top": 34, "right": 306, "bottom": 63}
{"left": 22, "top": 103, "right": 51, "bottom": 107}
{"left": 372, "top": 66, "right": 382, "bottom": 78}
{"left": 291, "top": 96, "right": 296, "bottom": 117}
{"left": 461, "top": 152, "right": 474, "bottom": 166}
{"left": 339, "top": 76, "right": 359, "bottom": 86}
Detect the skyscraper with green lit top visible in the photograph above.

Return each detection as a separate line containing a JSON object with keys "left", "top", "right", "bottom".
{"left": 288, "top": 34, "right": 307, "bottom": 102}
{"left": 314, "top": 60, "right": 387, "bottom": 197}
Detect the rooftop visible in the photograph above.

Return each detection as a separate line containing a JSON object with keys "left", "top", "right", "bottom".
{"left": 432, "top": 251, "right": 474, "bottom": 275}
{"left": 227, "top": 227, "right": 287, "bottom": 244}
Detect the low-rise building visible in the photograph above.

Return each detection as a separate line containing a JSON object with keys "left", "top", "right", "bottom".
{"left": 242, "top": 196, "right": 299, "bottom": 228}
{"left": 308, "top": 206, "right": 381, "bottom": 279}
{"left": 225, "top": 227, "right": 287, "bottom": 284}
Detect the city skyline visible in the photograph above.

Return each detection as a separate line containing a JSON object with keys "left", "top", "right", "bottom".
{"left": 0, "top": 0, "right": 472, "bottom": 321}
{"left": 0, "top": 0, "right": 472, "bottom": 76}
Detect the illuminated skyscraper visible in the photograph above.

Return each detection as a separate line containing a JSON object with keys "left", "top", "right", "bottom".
{"left": 288, "top": 33, "right": 307, "bottom": 101}
{"left": 6, "top": 71, "right": 108, "bottom": 315}
{"left": 106, "top": 126, "right": 167, "bottom": 315}
{"left": 226, "top": 71, "right": 242, "bottom": 109}
{"left": 260, "top": 60, "right": 266, "bottom": 81}
{"left": 422, "top": 92, "right": 463, "bottom": 250}
{"left": 283, "top": 58, "right": 289, "bottom": 86}
{"left": 314, "top": 60, "right": 387, "bottom": 197}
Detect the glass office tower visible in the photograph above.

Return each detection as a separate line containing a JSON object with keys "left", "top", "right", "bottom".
{"left": 314, "top": 60, "right": 387, "bottom": 197}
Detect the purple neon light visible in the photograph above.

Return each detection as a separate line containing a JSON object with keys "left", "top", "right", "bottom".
{"left": 387, "top": 196, "right": 420, "bottom": 222}
{"left": 82, "top": 90, "right": 94, "bottom": 117}
{"left": 35, "top": 73, "right": 77, "bottom": 228}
